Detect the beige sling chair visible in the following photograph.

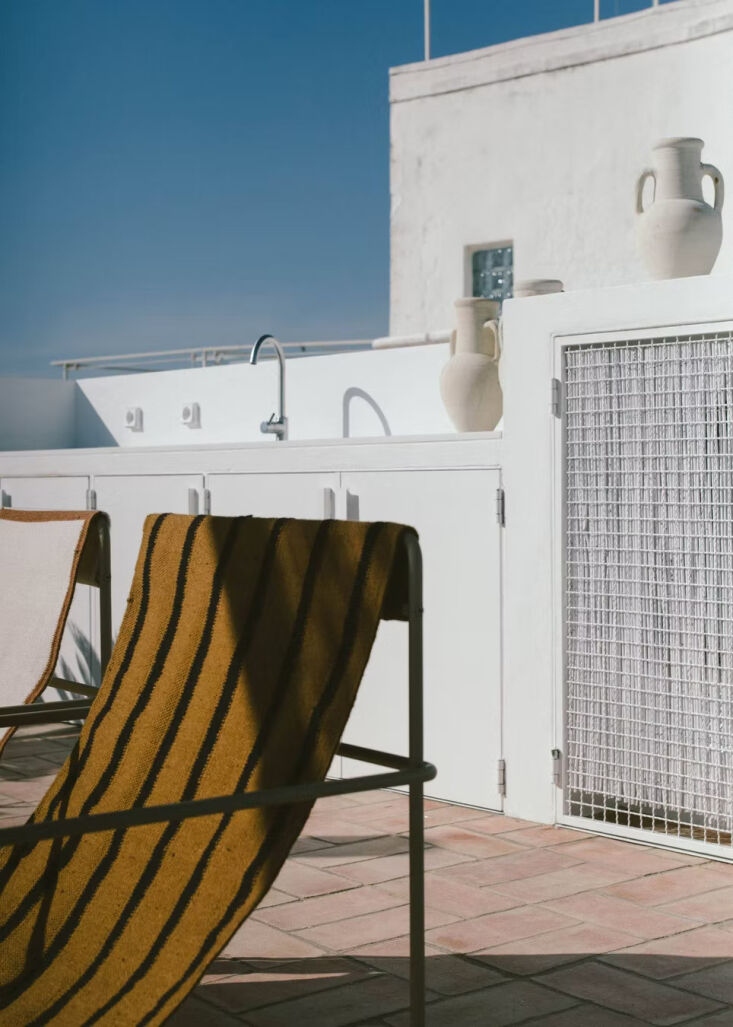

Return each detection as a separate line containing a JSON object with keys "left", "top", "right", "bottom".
{"left": 0, "top": 509, "right": 112, "bottom": 758}
{"left": 0, "top": 513, "right": 435, "bottom": 1026}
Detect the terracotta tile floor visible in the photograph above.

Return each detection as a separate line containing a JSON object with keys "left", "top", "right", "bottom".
{"left": 3, "top": 727, "right": 733, "bottom": 1026}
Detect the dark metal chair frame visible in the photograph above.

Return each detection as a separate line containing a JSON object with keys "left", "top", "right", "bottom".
{"left": 0, "top": 530, "right": 435, "bottom": 1026}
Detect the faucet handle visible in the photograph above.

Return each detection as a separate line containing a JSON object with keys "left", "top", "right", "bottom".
{"left": 260, "top": 413, "right": 279, "bottom": 435}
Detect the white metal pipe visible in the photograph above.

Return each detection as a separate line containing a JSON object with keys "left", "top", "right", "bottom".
{"left": 372, "top": 330, "right": 451, "bottom": 350}
{"left": 424, "top": 0, "right": 430, "bottom": 60}
{"left": 51, "top": 341, "right": 371, "bottom": 366}
{"left": 50, "top": 339, "right": 372, "bottom": 376}
{"left": 594, "top": 0, "right": 600, "bottom": 22}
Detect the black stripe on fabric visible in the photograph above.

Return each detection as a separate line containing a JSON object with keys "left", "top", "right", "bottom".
{"left": 22, "top": 517, "right": 247, "bottom": 1027}
{"left": 27, "top": 517, "right": 291, "bottom": 1027}
{"left": 2, "top": 726, "right": 80, "bottom": 909}
{"left": 0, "top": 514, "right": 168, "bottom": 910}
{"left": 136, "top": 522, "right": 386, "bottom": 1027}
{"left": 0, "top": 515, "right": 206, "bottom": 1001}
{"left": 80, "top": 518, "right": 336, "bottom": 1026}
{"left": 293, "top": 523, "right": 388, "bottom": 778}
{"left": 23, "top": 741, "right": 82, "bottom": 976}
{"left": 76, "top": 515, "right": 206, "bottom": 816}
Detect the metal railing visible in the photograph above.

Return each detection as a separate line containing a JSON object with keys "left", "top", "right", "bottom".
{"left": 594, "top": 0, "right": 660, "bottom": 20}
{"left": 423, "top": 0, "right": 668, "bottom": 60}
{"left": 51, "top": 339, "right": 372, "bottom": 379}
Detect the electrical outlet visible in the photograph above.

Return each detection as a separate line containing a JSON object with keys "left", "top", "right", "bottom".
{"left": 181, "top": 402, "right": 201, "bottom": 429}
{"left": 124, "top": 407, "right": 143, "bottom": 432}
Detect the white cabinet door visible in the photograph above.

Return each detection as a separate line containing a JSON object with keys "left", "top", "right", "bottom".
{"left": 93, "top": 475, "right": 204, "bottom": 637}
{"left": 207, "top": 472, "right": 339, "bottom": 519}
{"left": 0, "top": 476, "right": 89, "bottom": 511}
{"left": 340, "top": 469, "right": 503, "bottom": 810}
{"left": 0, "top": 476, "right": 95, "bottom": 694}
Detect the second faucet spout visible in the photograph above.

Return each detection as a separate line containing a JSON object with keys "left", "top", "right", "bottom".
{"left": 249, "top": 334, "right": 288, "bottom": 441}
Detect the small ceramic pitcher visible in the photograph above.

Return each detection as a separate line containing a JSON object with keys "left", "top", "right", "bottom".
{"left": 440, "top": 298, "right": 501, "bottom": 432}
{"left": 636, "top": 137, "right": 724, "bottom": 279}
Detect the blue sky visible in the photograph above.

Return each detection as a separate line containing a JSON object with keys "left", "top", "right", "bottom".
{"left": 0, "top": 0, "right": 669, "bottom": 375}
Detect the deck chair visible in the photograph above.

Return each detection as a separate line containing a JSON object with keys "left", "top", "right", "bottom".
{"left": 0, "top": 509, "right": 112, "bottom": 758}
{"left": 0, "top": 514, "right": 435, "bottom": 1027}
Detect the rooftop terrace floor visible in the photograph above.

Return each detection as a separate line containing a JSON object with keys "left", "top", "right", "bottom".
{"left": 3, "top": 727, "right": 733, "bottom": 1026}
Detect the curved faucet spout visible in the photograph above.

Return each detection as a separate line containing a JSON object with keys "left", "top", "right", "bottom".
{"left": 249, "top": 334, "right": 288, "bottom": 441}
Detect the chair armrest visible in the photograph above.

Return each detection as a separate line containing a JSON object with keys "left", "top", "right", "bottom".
{"left": 0, "top": 759, "right": 437, "bottom": 847}
{"left": 50, "top": 676, "right": 100, "bottom": 699}
{"left": 0, "top": 699, "right": 92, "bottom": 728}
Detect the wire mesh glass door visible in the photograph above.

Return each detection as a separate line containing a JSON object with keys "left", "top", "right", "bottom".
{"left": 563, "top": 331, "right": 733, "bottom": 850}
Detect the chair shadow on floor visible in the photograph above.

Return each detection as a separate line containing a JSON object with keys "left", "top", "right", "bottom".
{"left": 3, "top": 726, "right": 733, "bottom": 1027}
{"left": 180, "top": 951, "right": 733, "bottom": 1026}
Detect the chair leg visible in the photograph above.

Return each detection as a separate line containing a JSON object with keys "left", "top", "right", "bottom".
{"left": 409, "top": 778, "right": 425, "bottom": 1026}
{"left": 405, "top": 531, "right": 425, "bottom": 1025}
{"left": 97, "top": 517, "right": 112, "bottom": 679}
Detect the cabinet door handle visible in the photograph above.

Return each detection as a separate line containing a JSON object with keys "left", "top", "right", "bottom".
{"left": 187, "top": 488, "right": 199, "bottom": 515}
{"left": 323, "top": 487, "right": 336, "bottom": 520}
{"left": 345, "top": 490, "right": 360, "bottom": 521}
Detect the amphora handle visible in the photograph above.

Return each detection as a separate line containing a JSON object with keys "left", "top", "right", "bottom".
{"left": 636, "top": 168, "right": 656, "bottom": 214}
{"left": 449, "top": 320, "right": 499, "bottom": 360}
{"left": 482, "top": 320, "right": 500, "bottom": 363}
{"left": 702, "top": 163, "right": 725, "bottom": 212}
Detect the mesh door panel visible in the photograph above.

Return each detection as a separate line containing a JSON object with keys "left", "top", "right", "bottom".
{"left": 564, "top": 333, "right": 733, "bottom": 846}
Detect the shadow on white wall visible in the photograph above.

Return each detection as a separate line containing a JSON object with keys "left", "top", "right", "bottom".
{"left": 342, "top": 386, "right": 392, "bottom": 439}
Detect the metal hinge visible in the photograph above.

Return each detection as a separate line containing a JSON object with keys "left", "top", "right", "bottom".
{"left": 86, "top": 489, "right": 97, "bottom": 511}
{"left": 202, "top": 488, "right": 211, "bottom": 515}
{"left": 497, "top": 758, "right": 507, "bottom": 797}
{"left": 495, "top": 487, "right": 506, "bottom": 526}
{"left": 551, "top": 748, "right": 562, "bottom": 787}
{"left": 551, "top": 377, "right": 562, "bottom": 418}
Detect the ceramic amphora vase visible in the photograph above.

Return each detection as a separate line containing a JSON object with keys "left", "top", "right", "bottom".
{"left": 636, "top": 138, "right": 724, "bottom": 279}
{"left": 440, "top": 298, "right": 501, "bottom": 432}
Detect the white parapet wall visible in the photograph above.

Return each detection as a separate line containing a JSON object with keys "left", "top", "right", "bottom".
{"left": 0, "top": 377, "right": 76, "bottom": 451}
{"left": 73, "top": 343, "right": 455, "bottom": 448}
{"left": 0, "top": 344, "right": 457, "bottom": 451}
{"left": 0, "top": 341, "right": 460, "bottom": 451}
{"left": 389, "top": 0, "right": 733, "bottom": 336}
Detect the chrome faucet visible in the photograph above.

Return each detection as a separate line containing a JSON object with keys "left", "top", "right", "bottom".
{"left": 249, "top": 334, "right": 288, "bottom": 441}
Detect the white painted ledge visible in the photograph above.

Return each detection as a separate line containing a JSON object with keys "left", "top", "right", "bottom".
{"left": 390, "top": 0, "right": 733, "bottom": 102}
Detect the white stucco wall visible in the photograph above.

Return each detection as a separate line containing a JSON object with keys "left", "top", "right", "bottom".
{"left": 0, "top": 377, "right": 75, "bottom": 451}
{"left": 74, "top": 344, "right": 454, "bottom": 448}
{"left": 389, "top": 0, "right": 733, "bottom": 335}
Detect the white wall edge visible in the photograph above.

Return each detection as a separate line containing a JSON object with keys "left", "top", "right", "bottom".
{"left": 390, "top": 0, "right": 733, "bottom": 102}
{"left": 0, "top": 433, "right": 504, "bottom": 478}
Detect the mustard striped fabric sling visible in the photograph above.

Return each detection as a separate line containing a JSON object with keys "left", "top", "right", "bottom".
{"left": 0, "top": 513, "right": 412, "bottom": 1025}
